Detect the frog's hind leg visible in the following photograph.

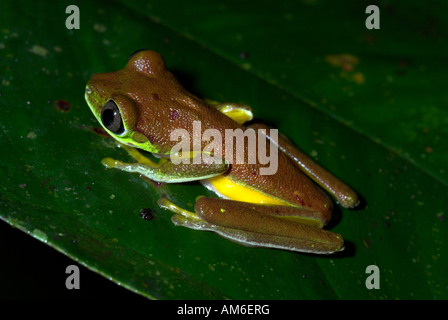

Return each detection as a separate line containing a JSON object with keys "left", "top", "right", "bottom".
{"left": 160, "top": 196, "right": 344, "bottom": 254}
{"left": 249, "top": 123, "right": 359, "bottom": 209}
{"left": 196, "top": 197, "right": 344, "bottom": 254}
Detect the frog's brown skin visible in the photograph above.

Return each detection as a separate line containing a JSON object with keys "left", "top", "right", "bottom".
{"left": 85, "top": 50, "right": 359, "bottom": 254}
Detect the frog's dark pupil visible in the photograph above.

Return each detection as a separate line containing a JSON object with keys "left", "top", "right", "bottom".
{"left": 101, "top": 100, "right": 124, "bottom": 135}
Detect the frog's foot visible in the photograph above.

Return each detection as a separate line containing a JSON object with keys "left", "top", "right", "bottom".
{"left": 101, "top": 144, "right": 229, "bottom": 183}
{"left": 158, "top": 197, "right": 344, "bottom": 254}
{"left": 157, "top": 197, "right": 212, "bottom": 230}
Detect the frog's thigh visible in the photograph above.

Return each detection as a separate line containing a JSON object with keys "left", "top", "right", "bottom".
{"left": 194, "top": 197, "right": 344, "bottom": 254}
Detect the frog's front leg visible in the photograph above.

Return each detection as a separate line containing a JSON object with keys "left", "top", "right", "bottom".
{"left": 159, "top": 197, "right": 344, "bottom": 254}
{"left": 102, "top": 144, "right": 229, "bottom": 183}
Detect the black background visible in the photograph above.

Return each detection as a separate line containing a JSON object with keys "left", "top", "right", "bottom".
{"left": 0, "top": 221, "right": 145, "bottom": 300}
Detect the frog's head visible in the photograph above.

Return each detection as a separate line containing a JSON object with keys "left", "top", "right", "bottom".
{"left": 85, "top": 50, "right": 198, "bottom": 155}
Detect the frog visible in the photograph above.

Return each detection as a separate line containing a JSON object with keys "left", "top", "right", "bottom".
{"left": 85, "top": 50, "right": 359, "bottom": 254}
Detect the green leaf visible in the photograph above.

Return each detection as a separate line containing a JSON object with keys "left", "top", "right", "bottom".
{"left": 1, "top": 0, "right": 447, "bottom": 299}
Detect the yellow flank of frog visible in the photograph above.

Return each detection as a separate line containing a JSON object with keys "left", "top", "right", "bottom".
{"left": 205, "top": 175, "right": 292, "bottom": 206}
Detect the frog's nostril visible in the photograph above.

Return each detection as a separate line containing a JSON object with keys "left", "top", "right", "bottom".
{"left": 85, "top": 86, "right": 92, "bottom": 94}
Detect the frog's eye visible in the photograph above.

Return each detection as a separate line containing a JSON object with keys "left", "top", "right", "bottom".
{"left": 101, "top": 100, "right": 125, "bottom": 135}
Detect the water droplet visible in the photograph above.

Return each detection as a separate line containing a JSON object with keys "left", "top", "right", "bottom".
{"left": 32, "top": 229, "right": 48, "bottom": 243}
